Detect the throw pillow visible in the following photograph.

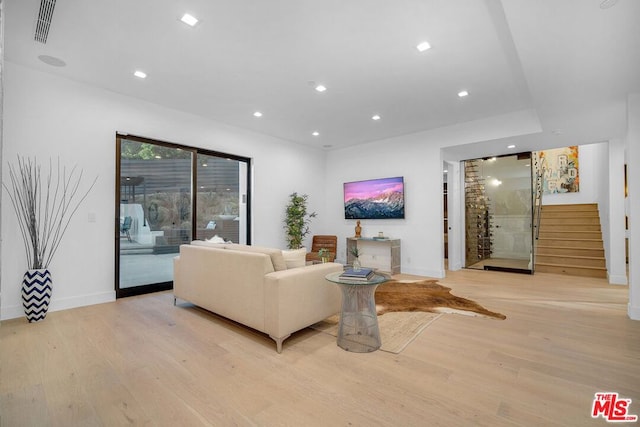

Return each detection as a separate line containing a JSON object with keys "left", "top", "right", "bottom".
{"left": 282, "top": 248, "right": 307, "bottom": 269}
{"left": 207, "top": 235, "right": 226, "bottom": 243}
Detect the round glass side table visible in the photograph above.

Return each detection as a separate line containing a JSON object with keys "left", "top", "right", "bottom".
{"left": 325, "top": 271, "right": 389, "bottom": 353}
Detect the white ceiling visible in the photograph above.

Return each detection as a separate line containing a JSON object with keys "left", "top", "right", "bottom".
{"left": 5, "top": 0, "right": 640, "bottom": 154}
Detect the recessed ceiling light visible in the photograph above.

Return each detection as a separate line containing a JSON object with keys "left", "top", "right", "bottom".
{"left": 315, "top": 84, "right": 327, "bottom": 93}
{"left": 312, "top": 131, "right": 320, "bottom": 136}
{"left": 600, "top": 0, "right": 618, "bottom": 9}
{"left": 134, "top": 70, "right": 147, "bottom": 79}
{"left": 180, "top": 13, "right": 199, "bottom": 26}
{"left": 253, "top": 111, "right": 263, "bottom": 117}
{"left": 508, "top": 144, "right": 516, "bottom": 149}
{"left": 371, "top": 114, "right": 381, "bottom": 121}
{"left": 416, "top": 41, "right": 431, "bottom": 52}
{"left": 458, "top": 90, "right": 469, "bottom": 97}
{"left": 38, "top": 55, "right": 66, "bottom": 67}
{"left": 443, "top": 169, "right": 448, "bottom": 173}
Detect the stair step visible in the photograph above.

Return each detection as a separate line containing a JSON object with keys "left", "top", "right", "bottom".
{"left": 536, "top": 245, "right": 604, "bottom": 257}
{"left": 538, "top": 231, "right": 603, "bottom": 239}
{"left": 537, "top": 238, "right": 604, "bottom": 249}
{"left": 540, "top": 211, "right": 599, "bottom": 219}
{"left": 535, "top": 254, "right": 606, "bottom": 268}
{"left": 534, "top": 203, "right": 606, "bottom": 278}
{"left": 541, "top": 203, "right": 598, "bottom": 212}
{"left": 540, "top": 219, "right": 600, "bottom": 229}
{"left": 539, "top": 224, "right": 601, "bottom": 231}
{"left": 535, "top": 263, "right": 607, "bottom": 278}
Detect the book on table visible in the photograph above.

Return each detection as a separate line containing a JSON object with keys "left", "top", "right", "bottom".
{"left": 339, "top": 267, "right": 375, "bottom": 281}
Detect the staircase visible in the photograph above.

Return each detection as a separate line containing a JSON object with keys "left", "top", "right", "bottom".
{"left": 535, "top": 203, "right": 607, "bottom": 278}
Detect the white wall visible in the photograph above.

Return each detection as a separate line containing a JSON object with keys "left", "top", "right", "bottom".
{"left": 1, "top": 62, "right": 327, "bottom": 320}
{"left": 607, "top": 139, "right": 627, "bottom": 285}
{"left": 627, "top": 93, "right": 640, "bottom": 319}
{"left": 325, "top": 110, "right": 542, "bottom": 278}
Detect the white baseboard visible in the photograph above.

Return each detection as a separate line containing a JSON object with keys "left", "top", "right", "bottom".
{"left": 1, "top": 291, "right": 116, "bottom": 321}
{"left": 628, "top": 304, "right": 640, "bottom": 321}
{"left": 401, "top": 267, "right": 445, "bottom": 279}
{"left": 608, "top": 274, "right": 628, "bottom": 285}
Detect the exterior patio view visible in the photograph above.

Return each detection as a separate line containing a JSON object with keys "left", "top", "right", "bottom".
{"left": 118, "top": 138, "right": 249, "bottom": 290}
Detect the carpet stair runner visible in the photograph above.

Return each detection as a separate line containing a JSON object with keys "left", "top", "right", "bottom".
{"left": 535, "top": 203, "right": 607, "bottom": 278}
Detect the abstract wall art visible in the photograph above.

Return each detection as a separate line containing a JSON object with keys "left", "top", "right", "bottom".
{"left": 539, "top": 146, "right": 580, "bottom": 194}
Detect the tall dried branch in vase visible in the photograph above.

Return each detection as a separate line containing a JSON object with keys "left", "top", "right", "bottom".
{"left": 3, "top": 156, "right": 98, "bottom": 270}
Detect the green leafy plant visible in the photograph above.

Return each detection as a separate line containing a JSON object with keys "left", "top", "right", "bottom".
{"left": 283, "top": 192, "right": 317, "bottom": 249}
{"left": 318, "top": 248, "right": 329, "bottom": 260}
{"left": 350, "top": 246, "right": 361, "bottom": 258}
{"left": 2, "top": 156, "right": 98, "bottom": 270}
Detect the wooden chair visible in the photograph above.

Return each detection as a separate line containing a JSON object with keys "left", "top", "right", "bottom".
{"left": 306, "top": 235, "right": 337, "bottom": 262}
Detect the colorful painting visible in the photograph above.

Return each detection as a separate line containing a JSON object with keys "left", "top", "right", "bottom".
{"left": 539, "top": 146, "right": 579, "bottom": 194}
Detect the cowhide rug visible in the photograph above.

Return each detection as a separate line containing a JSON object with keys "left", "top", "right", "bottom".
{"left": 375, "top": 279, "right": 506, "bottom": 320}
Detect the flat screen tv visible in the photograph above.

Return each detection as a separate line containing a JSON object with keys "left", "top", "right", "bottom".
{"left": 344, "top": 176, "right": 405, "bottom": 219}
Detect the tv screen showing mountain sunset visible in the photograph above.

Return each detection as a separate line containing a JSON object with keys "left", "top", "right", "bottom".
{"left": 343, "top": 176, "right": 405, "bottom": 219}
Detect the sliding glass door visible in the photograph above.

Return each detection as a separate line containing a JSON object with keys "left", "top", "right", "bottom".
{"left": 194, "top": 153, "right": 248, "bottom": 243}
{"left": 116, "top": 134, "right": 251, "bottom": 298}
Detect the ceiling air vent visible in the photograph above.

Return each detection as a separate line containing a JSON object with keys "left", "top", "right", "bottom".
{"left": 34, "top": 0, "right": 57, "bottom": 44}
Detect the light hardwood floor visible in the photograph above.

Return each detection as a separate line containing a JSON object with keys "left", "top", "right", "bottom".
{"left": 2, "top": 269, "right": 639, "bottom": 426}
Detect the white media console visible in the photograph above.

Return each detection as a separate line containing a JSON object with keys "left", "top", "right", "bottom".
{"left": 346, "top": 237, "right": 401, "bottom": 275}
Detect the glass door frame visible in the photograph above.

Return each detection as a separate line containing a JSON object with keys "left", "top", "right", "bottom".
{"left": 462, "top": 152, "right": 534, "bottom": 274}
{"left": 115, "top": 133, "right": 252, "bottom": 298}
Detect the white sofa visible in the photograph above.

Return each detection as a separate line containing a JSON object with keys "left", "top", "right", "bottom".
{"left": 173, "top": 242, "right": 343, "bottom": 352}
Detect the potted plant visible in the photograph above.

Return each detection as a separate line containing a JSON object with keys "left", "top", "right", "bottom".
{"left": 350, "top": 246, "right": 362, "bottom": 271}
{"left": 2, "top": 156, "right": 97, "bottom": 322}
{"left": 318, "top": 248, "right": 330, "bottom": 263}
{"left": 282, "top": 192, "right": 317, "bottom": 268}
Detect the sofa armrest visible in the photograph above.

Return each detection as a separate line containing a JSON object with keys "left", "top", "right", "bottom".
{"left": 263, "top": 262, "right": 343, "bottom": 341}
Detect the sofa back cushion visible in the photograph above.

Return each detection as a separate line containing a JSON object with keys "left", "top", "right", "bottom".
{"left": 190, "top": 240, "right": 225, "bottom": 248}
{"left": 189, "top": 241, "right": 288, "bottom": 271}
{"left": 224, "top": 244, "right": 288, "bottom": 272}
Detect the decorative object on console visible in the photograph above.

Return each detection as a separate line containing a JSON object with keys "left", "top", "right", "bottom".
{"left": 344, "top": 176, "right": 405, "bottom": 219}
{"left": 350, "top": 246, "right": 362, "bottom": 271}
{"left": 373, "top": 231, "right": 388, "bottom": 240}
{"left": 3, "top": 156, "right": 98, "bottom": 322}
{"left": 355, "top": 220, "right": 362, "bottom": 237}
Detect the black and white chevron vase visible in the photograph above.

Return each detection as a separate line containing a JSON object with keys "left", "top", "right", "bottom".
{"left": 22, "top": 269, "right": 53, "bottom": 322}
